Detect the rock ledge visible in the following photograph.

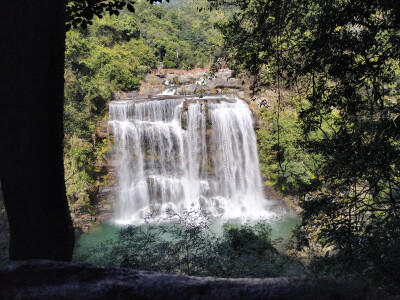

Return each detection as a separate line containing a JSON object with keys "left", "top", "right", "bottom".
{"left": 0, "top": 260, "right": 377, "bottom": 300}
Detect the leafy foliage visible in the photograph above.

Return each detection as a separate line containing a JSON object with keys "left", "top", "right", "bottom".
{"left": 64, "top": 135, "right": 95, "bottom": 208}
{"left": 214, "top": 0, "right": 400, "bottom": 290}
{"left": 77, "top": 207, "right": 291, "bottom": 277}
{"left": 257, "top": 103, "right": 322, "bottom": 194}
{"left": 66, "top": 0, "right": 160, "bottom": 30}
{"left": 133, "top": 0, "right": 224, "bottom": 69}
{"left": 64, "top": 14, "right": 156, "bottom": 208}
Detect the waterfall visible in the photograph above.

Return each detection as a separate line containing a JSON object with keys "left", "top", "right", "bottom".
{"left": 158, "top": 87, "right": 176, "bottom": 95}
{"left": 109, "top": 96, "right": 269, "bottom": 224}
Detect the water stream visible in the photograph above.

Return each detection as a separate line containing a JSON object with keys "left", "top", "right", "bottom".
{"left": 109, "top": 95, "right": 272, "bottom": 224}
{"left": 74, "top": 94, "right": 299, "bottom": 263}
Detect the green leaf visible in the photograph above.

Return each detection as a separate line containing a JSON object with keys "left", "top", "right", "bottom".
{"left": 127, "top": 4, "right": 135, "bottom": 13}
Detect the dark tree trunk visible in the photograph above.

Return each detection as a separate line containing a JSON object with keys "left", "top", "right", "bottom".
{"left": 0, "top": 1, "right": 75, "bottom": 260}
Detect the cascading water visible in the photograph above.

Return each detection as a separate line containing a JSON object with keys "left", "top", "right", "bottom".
{"left": 158, "top": 87, "right": 176, "bottom": 95}
{"left": 109, "top": 96, "right": 269, "bottom": 224}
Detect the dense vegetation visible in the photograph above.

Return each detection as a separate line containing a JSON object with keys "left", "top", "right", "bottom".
{"left": 213, "top": 0, "right": 400, "bottom": 290}
{"left": 75, "top": 208, "right": 296, "bottom": 277}
{"left": 257, "top": 99, "right": 322, "bottom": 194}
{"left": 64, "top": 0, "right": 223, "bottom": 212}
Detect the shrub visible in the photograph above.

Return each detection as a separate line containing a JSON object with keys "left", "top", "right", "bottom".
{"left": 162, "top": 60, "right": 176, "bottom": 69}
{"left": 79, "top": 206, "right": 292, "bottom": 277}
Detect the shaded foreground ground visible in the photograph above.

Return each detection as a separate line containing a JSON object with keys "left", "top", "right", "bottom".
{"left": 0, "top": 260, "right": 384, "bottom": 300}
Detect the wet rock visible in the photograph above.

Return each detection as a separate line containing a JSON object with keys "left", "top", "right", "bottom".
{"left": 177, "top": 75, "right": 193, "bottom": 85}
{"left": 215, "top": 69, "right": 234, "bottom": 80}
{"left": 165, "top": 74, "right": 200, "bottom": 85}
{"left": 176, "top": 84, "right": 201, "bottom": 95}
{"left": 139, "top": 85, "right": 166, "bottom": 97}
{"left": 235, "top": 91, "right": 245, "bottom": 99}
{"left": 124, "top": 90, "right": 139, "bottom": 98}
{"left": 144, "top": 74, "right": 164, "bottom": 85}
{"left": 209, "top": 78, "right": 241, "bottom": 90}
{"left": 112, "top": 91, "right": 121, "bottom": 100}
{"left": 112, "top": 90, "right": 139, "bottom": 99}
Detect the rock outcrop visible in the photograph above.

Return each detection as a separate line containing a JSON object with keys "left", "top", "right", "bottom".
{"left": 209, "top": 78, "right": 241, "bottom": 90}
{"left": 175, "top": 84, "right": 201, "bottom": 95}
{"left": 215, "top": 69, "right": 235, "bottom": 80}
{"left": 0, "top": 260, "right": 379, "bottom": 300}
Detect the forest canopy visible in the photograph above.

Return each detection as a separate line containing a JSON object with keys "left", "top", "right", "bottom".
{"left": 211, "top": 0, "right": 400, "bottom": 289}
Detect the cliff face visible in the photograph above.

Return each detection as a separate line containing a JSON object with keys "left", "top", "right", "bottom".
{"left": 0, "top": 260, "right": 377, "bottom": 300}
{"left": 70, "top": 70, "right": 282, "bottom": 233}
{"left": 71, "top": 69, "right": 248, "bottom": 232}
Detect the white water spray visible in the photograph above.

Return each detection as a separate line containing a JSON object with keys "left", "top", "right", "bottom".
{"left": 109, "top": 96, "right": 270, "bottom": 224}
{"left": 158, "top": 87, "right": 176, "bottom": 95}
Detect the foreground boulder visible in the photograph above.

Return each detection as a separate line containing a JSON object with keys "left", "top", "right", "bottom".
{"left": 0, "top": 260, "right": 379, "bottom": 300}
